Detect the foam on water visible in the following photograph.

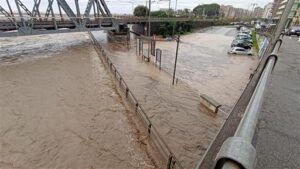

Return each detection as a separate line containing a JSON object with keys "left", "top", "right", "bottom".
{"left": 0, "top": 32, "right": 90, "bottom": 64}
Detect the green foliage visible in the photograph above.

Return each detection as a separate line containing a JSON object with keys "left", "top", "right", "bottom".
{"left": 193, "top": 3, "right": 220, "bottom": 17}
{"left": 159, "top": 20, "right": 195, "bottom": 37}
{"left": 134, "top": 5, "right": 149, "bottom": 17}
{"left": 150, "top": 10, "right": 168, "bottom": 17}
{"left": 252, "top": 30, "right": 259, "bottom": 54}
{"left": 176, "top": 8, "right": 191, "bottom": 17}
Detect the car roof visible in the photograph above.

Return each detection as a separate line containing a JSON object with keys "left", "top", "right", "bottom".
{"left": 232, "top": 47, "right": 246, "bottom": 50}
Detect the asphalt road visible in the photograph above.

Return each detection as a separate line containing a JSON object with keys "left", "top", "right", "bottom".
{"left": 255, "top": 37, "right": 300, "bottom": 169}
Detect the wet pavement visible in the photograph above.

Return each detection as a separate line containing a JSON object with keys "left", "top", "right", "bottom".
{"left": 255, "top": 37, "right": 300, "bottom": 169}
{"left": 0, "top": 35, "right": 155, "bottom": 169}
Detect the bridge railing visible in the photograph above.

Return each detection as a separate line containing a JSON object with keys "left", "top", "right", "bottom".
{"left": 88, "top": 31, "right": 184, "bottom": 169}
{"left": 0, "top": 15, "right": 215, "bottom": 22}
{"left": 213, "top": 37, "right": 282, "bottom": 169}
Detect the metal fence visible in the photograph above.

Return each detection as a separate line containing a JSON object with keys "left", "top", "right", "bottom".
{"left": 213, "top": 36, "right": 282, "bottom": 169}
{"left": 88, "top": 31, "right": 183, "bottom": 169}
{"left": 196, "top": 1, "right": 294, "bottom": 168}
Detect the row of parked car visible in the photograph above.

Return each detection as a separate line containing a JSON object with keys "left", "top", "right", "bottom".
{"left": 285, "top": 26, "right": 300, "bottom": 37}
{"left": 228, "top": 26, "right": 253, "bottom": 56}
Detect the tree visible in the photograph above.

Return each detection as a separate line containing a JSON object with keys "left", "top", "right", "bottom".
{"left": 176, "top": 8, "right": 191, "bottom": 17}
{"left": 134, "top": 5, "right": 149, "bottom": 17}
{"left": 150, "top": 10, "right": 168, "bottom": 17}
{"left": 193, "top": 3, "right": 220, "bottom": 17}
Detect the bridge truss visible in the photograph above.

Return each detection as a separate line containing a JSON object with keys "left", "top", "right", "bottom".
{"left": 0, "top": 0, "right": 122, "bottom": 34}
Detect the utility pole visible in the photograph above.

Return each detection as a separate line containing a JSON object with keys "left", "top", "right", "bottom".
{"left": 172, "top": 34, "right": 180, "bottom": 85}
{"left": 169, "top": 0, "right": 171, "bottom": 17}
{"left": 147, "top": 0, "right": 151, "bottom": 59}
{"left": 175, "top": 0, "right": 178, "bottom": 15}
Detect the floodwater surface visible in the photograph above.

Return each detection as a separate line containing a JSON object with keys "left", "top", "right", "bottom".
{"left": 0, "top": 33, "right": 156, "bottom": 169}
{"left": 91, "top": 27, "right": 258, "bottom": 168}
{"left": 156, "top": 27, "right": 258, "bottom": 109}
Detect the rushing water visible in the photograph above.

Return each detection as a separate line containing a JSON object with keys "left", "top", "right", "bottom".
{"left": 0, "top": 27, "right": 258, "bottom": 169}
{"left": 91, "top": 27, "right": 258, "bottom": 168}
{"left": 155, "top": 27, "right": 258, "bottom": 109}
{"left": 0, "top": 33, "right": 156, "bottom": 169}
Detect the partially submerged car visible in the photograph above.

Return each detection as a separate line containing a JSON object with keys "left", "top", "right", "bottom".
{"left": 228, "top": 47, "right": 253, "bottom": 56}
{"left": 231, "top": 40, "right": 252, "bottom": 49}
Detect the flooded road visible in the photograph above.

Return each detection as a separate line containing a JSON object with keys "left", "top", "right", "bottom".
{"left": 93, "top": 31, "right": 226, "bottom": 168}
{"left": 0, "top": 26, "right": 258, "bottom": 169}
{"left": 156, "top": 27, "right": 258, "bottom": 109}
{"left": 0, "top": 33, "right": 155, "bottom": 169}
{"left": 92, "top": 26, "right": 258, "bottom": 168}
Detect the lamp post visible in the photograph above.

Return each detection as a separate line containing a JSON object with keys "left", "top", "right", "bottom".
{"left": 172, "top": 27, "right": 181, "bottom": 85}
{"left": 147, "top": 0, "right": 152, "bottom": 60}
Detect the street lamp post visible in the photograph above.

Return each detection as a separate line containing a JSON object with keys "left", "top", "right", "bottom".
{"left": 172, "top": 34, "right": 180, "bottom": 85}
{"left": 147, "top": 0, "right": 151, "bottom": 60}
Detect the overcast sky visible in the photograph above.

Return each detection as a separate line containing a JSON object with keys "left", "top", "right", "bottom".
{"left": 1, "top": 0, "right": 272, "bottom": 14}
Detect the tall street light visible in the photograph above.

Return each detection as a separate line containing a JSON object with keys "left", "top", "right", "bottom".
{"left": 147, "top": 0, "right": 152, "bottom": 59}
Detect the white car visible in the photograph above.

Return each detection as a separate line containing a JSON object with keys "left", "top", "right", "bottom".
{"left": 228, "top": 47, "right": 253, "bottom": 56}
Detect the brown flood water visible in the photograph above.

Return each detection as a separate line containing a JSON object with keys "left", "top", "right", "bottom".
{"left": 93, "top": 31, "right": 226, "bottom": 168}
{"left": 91, "top": 27, "right": 258, "bottom": 168}
{"left": 0, "top": 37, "right": 156, "bottom": 169}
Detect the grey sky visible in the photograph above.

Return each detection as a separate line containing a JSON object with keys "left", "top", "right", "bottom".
{"left": 1, "top": 0, "right": 272, "bottom": 14}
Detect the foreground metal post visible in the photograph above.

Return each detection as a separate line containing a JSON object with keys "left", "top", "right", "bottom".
{"left": 213, "top": 1, "right": 294, "bottom": 169}
{"left": 172, "top": 35, "right": 180, "bottom": 86}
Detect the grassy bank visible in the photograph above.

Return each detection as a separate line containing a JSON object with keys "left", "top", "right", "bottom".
{"left": 252, "top": 30, "right": 259, "bottom": 54}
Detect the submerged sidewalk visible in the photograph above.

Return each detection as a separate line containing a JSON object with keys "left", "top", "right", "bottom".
{"left": 255, "top": 37, "right": 300, "bottom": 168}
{"left": 93, "top": 31, "right": 227, "bottom": 168}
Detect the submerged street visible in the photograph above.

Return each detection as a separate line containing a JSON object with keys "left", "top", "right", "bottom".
{"left": 0, "top": 27, "right": 263, "bottom": 169}
{"left": 0, "top": 34, "right": 155, "bottom": 169}
{"left": 1, "top": 0, "right": 298, "bottom": 168}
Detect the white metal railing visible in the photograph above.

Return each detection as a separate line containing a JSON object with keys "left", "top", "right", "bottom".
{"left": 212, "top": 1, "right": 295, "bottom": 169}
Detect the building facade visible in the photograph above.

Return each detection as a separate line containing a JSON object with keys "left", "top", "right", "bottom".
{"left": 288, "top": 0, "right": 300, "bottom": 26}
{"left": 262, "top": 3, "right": 273, "bottom": 19}
{"left": 253, "top": 7, "right": 264, "bottom": 18}
{"left": 220, "top": 5, "right": 251, "bottom": 19}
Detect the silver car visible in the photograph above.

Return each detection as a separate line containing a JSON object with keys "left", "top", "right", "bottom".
{"left": 228, "top": 47, "right": 253, "bottom": 56}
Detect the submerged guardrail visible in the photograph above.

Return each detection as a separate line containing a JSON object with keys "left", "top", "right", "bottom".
{"left": 88, "top": 31, "right": 184, "bottom": 169}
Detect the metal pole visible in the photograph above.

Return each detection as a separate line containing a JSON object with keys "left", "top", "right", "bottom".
{"left": 57, "top": 1, "right": 64, "bottom": 21}
{"left": 214, "top": 1, "right": 295, "bottom": 169}
{"left": 271, "top": 0, "right": 295, "bottom": 50}
{"left": 175, "top": 0, "right": 178, "bottom": 15}
{"left": 172, "top": 35, "right": 180, "bottom": 85}
{"left": 147, "top": 0, "right": 151, "bottom": 59}
{"left": 168, "top": 0, "right": 171, "bottom": 17}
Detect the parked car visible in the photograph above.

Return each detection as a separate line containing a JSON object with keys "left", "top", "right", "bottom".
{"left": 235, "top": 36, "right": 253, "bottom": 43}
{"left": 228, "top": 47, "right": 253, "bottom": 56}
{"left": 255, "top": 24, "right": 262, "bottom": 30}
{"left": 286, "top": 26, "right": 300, "bottom": 37}
{"left": 239, "top": 30, "right": 252, "bottom": 35}
{"left": 231, "top": 40, "right": 252, "bottom": 49}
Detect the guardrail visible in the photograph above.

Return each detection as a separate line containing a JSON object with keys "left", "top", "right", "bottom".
{"left": 213, "top": 36, "right": 281, "bottom": 169}
{"left": 88, "top": 31, "right": 184, "bottom": 169}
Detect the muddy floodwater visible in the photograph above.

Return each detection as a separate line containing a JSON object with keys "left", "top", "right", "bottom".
{"left": 92, "top": 27, "right": 258, "bottom": 168}
{"left": 0, "top": 33, "right": 155, "bottom": 169}
{"left": 156, "top": 27, "right": 258, "bottom": 109}
{"left": 0, "top": 27, "right": 259, "bottom": 169}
